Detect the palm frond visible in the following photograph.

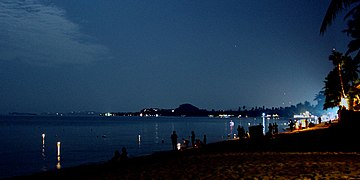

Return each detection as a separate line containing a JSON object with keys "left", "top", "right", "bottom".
{"left": 344, "top": 3, "right": 360, "bottom": 19}
{"left": 346, "top": 39, "right": 360, "bottom": 55}
{"left": 320, "top": 0, "right": 354, "bottom": 35}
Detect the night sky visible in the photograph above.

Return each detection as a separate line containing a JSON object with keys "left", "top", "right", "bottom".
{"left": 0, "top": 0, "right": 351, "bottom": 113}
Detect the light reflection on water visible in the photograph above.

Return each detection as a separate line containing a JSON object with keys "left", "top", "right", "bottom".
{"left": 263, "top": 117, "right": 266, "bottom": 134}
{"left": 0, "top": 115, "right": 289, "bottom": 179}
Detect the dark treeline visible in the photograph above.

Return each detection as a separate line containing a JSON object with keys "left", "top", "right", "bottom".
{"left": 110, "top": 101, "right": 324, "bottom": 117}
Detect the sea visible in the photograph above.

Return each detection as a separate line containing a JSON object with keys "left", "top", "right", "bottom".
{"left": 0, "top": 115, "right": 289, "bottom": 179}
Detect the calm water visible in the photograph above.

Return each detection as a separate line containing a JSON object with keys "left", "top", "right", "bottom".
{"left": 0, "top": 115, "right": 289, "bottom": 179}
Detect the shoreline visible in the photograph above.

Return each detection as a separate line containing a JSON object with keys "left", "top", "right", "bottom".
{"left": 6, "top": 123, "right": 360, "bottom": 179}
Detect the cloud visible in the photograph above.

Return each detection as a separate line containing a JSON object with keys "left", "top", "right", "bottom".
{"left": 0, "top": 0, "right": 110, "bottom": 65}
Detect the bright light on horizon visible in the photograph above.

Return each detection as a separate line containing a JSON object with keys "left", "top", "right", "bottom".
{"left": 340, "top": 98, "right": 349, "bottom": 109}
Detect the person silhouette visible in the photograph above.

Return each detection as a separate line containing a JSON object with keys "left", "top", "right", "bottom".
{"left": 111, "top": 147, "right": 128, "bottom": 162}
{"left": 111, "top": 150, "right": 121, "bottom": 162}
{"left": 268, "top": 123, "right": 273, "bottom": 135}
{"left": 289, "top": 119, "right": 294, "bottom": 132}
{"left": 191, "top": 131, "right": 196, "bottom": 147}
{"left": 203, "top": 134, "right": 207, "bottom": 145}
{"left": 237, "top": 125, "right": 241, "bottom": 138}
{"left": 273, "top": 122, "right": 279, "bottom": 134}
{"left": 120, "top": 147, "right": 128, "bottom": 160}
{"left": 171, "top": 131, "right": 178, "bottom": 150}
{"left": 237, "top": 125, "right": 245, "bottom": 139}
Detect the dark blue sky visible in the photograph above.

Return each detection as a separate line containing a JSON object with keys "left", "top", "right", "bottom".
{"left": 0, "top": 0, "right": 350, "bottom": 113}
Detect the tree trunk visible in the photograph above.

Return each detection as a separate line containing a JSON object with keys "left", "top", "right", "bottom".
{"left": 338, "top": 63, "right": 346, "bottom": 99}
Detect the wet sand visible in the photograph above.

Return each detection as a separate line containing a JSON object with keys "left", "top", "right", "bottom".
{"left": 6, "top": 123, "right": 360, "bottom": 179}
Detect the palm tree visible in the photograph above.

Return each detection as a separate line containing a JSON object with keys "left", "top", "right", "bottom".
{"left": 323, "top": 69, "right": 342, "bottom": 109}
{"left": 324, "top": 50, "right": 360, "bottom": 110}
{"left": 321, "top": 1, "right": 360, "bottom": 110}
{"left": 320, "top": 0, "right": 359, "bottom": 35}
{"left": 343, "top": 5, "right": 360, "bottom": 59}
{"left": 321, "top": 1, "right": 360, "bottom": 56}
{"left": 328, "top": 50, "right": 347, "bottom": 99}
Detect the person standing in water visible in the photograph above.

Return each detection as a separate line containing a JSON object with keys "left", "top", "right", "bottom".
{"left": 191, "top": 131, "right": 195, "bottom": 148}
{"left": 171, "top": 131, "right": 178, "bottom": 150}
{"left": 203, "top": 134, "right": 207, "bottom": 145}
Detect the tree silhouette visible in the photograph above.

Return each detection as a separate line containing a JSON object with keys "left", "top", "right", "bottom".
{"left": 321, "top": 1, "right": 360, "bottom": 57}
{"left": 314, "top": 91, "right": 325, "bottom": 105}
{"left": 343, "top": 6, "right": 360, "bottom": 59}
{"left": 314, "top": 91, "right": 326, "bottom": 113}
{"left": 320, "top": 0, "right": 357, "bottom": 34}
{"left": 329, "top": 50, "right": 347, "bottom": 98}
{"left": 320, "top": 1, "right": 360, "bottom": 110}
{"left": 323, "top": 50, "right": 359, "bottom": 110}
{"left": 323, "top": 69, "right": 342, "bottom": 109}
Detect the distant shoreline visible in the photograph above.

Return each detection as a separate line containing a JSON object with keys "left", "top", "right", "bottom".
{"left": 3, "top": 102, "right": 327, "bottom": 118}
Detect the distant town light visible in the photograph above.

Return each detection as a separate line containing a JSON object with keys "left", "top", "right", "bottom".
{"left": 105, "top": 112, "right": 112, "bottom": 117}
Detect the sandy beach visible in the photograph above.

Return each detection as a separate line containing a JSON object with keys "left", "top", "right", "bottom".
{"left": 6, "top": 123, "right": 360, "bottom": 180}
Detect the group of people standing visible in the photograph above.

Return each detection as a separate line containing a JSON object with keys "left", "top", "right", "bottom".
{"left": 288, "top": 119, "right": 312, "bottom": 132}
{"left": 111, "top": 147, "right": 128, "bottom": 162}
{"left": 171, "top": 130, "right": 206, "bottom": 150}
{"left": 236, "top": 125, "right": 247, "bottom": 139}
{"left": 267, "top": 122, "right": 279, "bottom": 135}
